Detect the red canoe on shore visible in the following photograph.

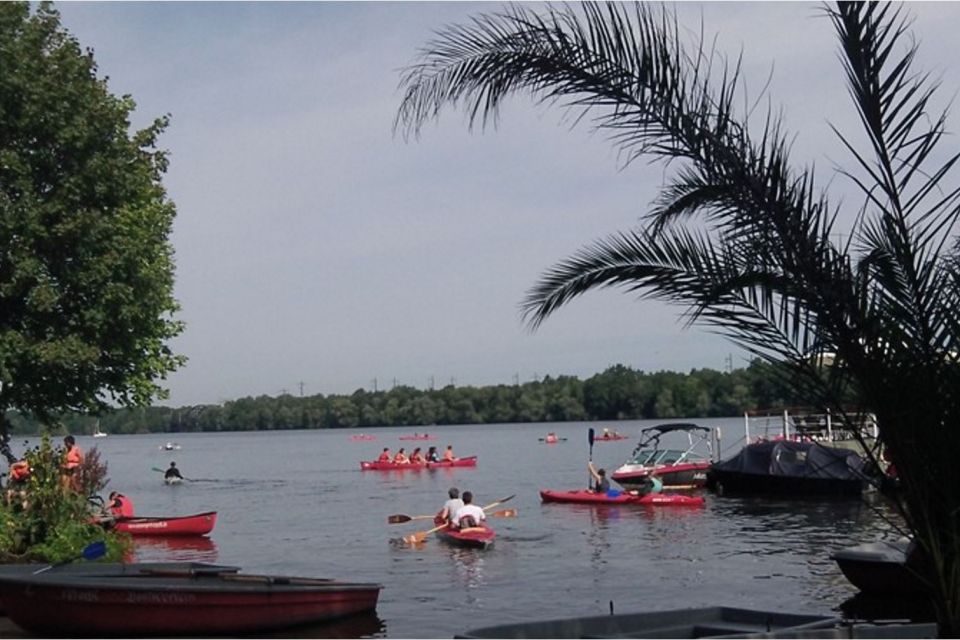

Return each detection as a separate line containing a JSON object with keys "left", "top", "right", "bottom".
{"left": 113, "top": 511, "right": 218, "bottom": 536}
{"left": 0, "top": 564, "right": 381, "bottom": 636}
{"left": 436, "top": 524, "right": 496, "bottom": 549}
{"left": 360, "top": 456, "right": 478, "bottom": 471}
{"left": 539, "top": 489, "right": 705, "bottom": 506}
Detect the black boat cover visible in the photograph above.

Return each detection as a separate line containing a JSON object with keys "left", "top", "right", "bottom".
{"left": 711, "top": 440, "right": 866, "bottom": 480}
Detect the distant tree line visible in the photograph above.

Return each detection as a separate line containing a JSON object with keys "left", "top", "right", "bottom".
{"left": 3, "top": 360, "right": 821, "bottom": 436}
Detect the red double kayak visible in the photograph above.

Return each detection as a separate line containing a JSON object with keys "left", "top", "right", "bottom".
{"left": 114, "top": 511, "right": 218, "bottom": 536}
{"left": 360, "top": 456, "right": 478, "bottom": 471}
{"left": 539, "top": 489, "right": 705, "bottom": 507}
{"left": 436, "top": 524, "right": 496, "bottom": 549}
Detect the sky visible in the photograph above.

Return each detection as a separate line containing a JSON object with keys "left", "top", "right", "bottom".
{"left": 50, "top": 1, "right": 960, "bottom": 407}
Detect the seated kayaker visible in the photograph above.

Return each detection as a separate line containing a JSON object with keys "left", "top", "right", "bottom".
{"left": 410, "top": 447, "right": 425, "bottom": 464}
{"left": 393, "top": 448, "right": 410, "bottom": 464}
{"left": 377, "top": 448, "right": 391, "bottom": 462}
{"left": 164, "top": 461, "right": 184, "bottom": 481}
{"left": 426, "top": 446, "right": 440, "bottom": 463}
{"left": 106, "top": 491, "right": 135, "bottom": 518}
{"left": 443, "top": 445, "right": 456, "bottom": 462}
{"left": 436, "top": 487, "right": 464, "bottom": 525}
{"left": 451, "top": 491, "right": 486, "bottom": 530}
{"left": 588, "top": 461, "right": 612, "bottom": 493}
{"left": 629, "top": 472, "right": 663, "bottom": 496}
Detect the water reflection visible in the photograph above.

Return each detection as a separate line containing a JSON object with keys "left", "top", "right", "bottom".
{"left": 447, "top": 547, "right": 486, "bottom": 589}
{"left": 130, "top": 535, "right": 219, "bottom": 563}
{"left": 233, "top": 611, "right": 386, "bottom": 639}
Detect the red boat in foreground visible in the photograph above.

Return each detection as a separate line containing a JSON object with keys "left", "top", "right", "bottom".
{"left": 539, "top": 489, "right": 705, "bottom": 507}
{"left": 0, "top": 563, "right": 381, "bottom": 636}
{"left": 113, "top": 511, "right": 218, "bottom": 537}
{"left": 360, "top": 455, "right": 478, "bottom": 471}
{"left": 436, "top": 524, "right": 496, "bottom": 549}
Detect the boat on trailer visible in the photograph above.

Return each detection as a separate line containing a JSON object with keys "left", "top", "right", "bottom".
{"left": 0, "top": 563, "right": 382, "bottom": 636}
{"left": 611, "top": 423, "right": 715, "bottom": 489}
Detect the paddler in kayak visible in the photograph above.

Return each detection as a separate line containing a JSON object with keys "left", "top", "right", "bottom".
{"left": 588, "top": 461, "right": 613, "bottom": 493}
{"left": 377, "top": 448, "right": 391, "bottom": 462}
{"left": 426, "top": 446, "right": 440, "bottom": 463}
{"left": 410, "top": 447, "right": 425, "bottom": 464}
{"left": 443, "top": 445, "right": 456, "bottom": 462}
{"left": 164, "top": 461, "right": 184, "bottom": 483}
{"left": 106, "top": 491, "right": 135, "bottom": 518}
{"left": 393, "top": 448, "right": 410, "bottom": 464}
{"left": 450, "top": 491, "right": 486, "bottom": 530}
{"left": 435, "top": 487, "right": 464, "bottom": 525}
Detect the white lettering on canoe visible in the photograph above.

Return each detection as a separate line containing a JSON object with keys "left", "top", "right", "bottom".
{"left": 125, "top": 592, "right": 198, "bottom": 604}
{"left": 60, "top": 589, "right": 100, "bottom": 603}
{"left": 127, "top": 521, "right": 168, "bottom": 530}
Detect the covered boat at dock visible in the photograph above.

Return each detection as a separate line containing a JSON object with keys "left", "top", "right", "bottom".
{"left": 539, "top": 489, "right": 705, "bottom": 506}
{"left": 112, "top": 511, "right": 218, "bottom": 536}
{"left": 360, "top": 455, "right": 477, "bottom": 471}
{"left": 832, "top": 539, "right": 930, "bottom": 596}
{"left": 0, "top": 563, "right": 382, "bottom": 636}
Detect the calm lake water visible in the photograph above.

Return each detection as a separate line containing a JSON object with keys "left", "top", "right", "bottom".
{"left": 22, "top": 418, "right": 905, "bottom": 638}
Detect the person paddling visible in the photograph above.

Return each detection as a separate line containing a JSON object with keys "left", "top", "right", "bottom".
{"left": 164, "top": 461, "right": 184, "bottom": 482}
{"left": 410, "top": 447, "right": 425, "bottom": 464}
{"left": 451, "top": 491, "right": 486, "bottom": 530}
{"left": 393, "top": 448, "right": 410, "bottom": 464}
{"left": 443, "top": 445, "right": 456, "bottom": 462}
{"left": 426, "top": 446, "right": 440, "bottom": 462}
{"left": 377, "top": 447, "right": 391, "bottom": 462}
{"left": 436, "top": 487, "right": 464, "bottom": 525}
{"left": 587, "top": 461, "right": 613, "bottom": 493}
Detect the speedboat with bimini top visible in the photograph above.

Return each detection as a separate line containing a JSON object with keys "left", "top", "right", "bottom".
{"left": 611, "top": 423, "right": 715, "bottom": 490}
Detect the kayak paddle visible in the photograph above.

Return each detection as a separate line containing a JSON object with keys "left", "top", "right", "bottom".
{"left": 33, "top": 540, "right": 107, "bottom": 574}
{"left": 402, "top": 494, "right": 515, "bottom": 544}
{"left": 588, "top": 427, "right": 595, "bottom": 488}
{"left": 389, "top": 508, "right": 517, "bottom": 524}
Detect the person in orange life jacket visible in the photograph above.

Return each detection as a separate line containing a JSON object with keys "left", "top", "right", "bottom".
{"left": 106, "top": 491, "right": 134, "bottom": 518}
{"left": 451, "top": 491, "right": 486, "bottom": 530}
{"left": 61, "top": 435, "right": 83, "bottom": 491}
{"left": 393, "top": 448, "right": 410, "bottom": 464}
{"left": 377, "top": 448, "right": 391, "bottom": 462}
{"left": 5, "top": 460, "right": 31, "bottom": 508}
{"left": 443, "top": 445, "right": 456, "bottom": 462}
{"left": 410, "top": 447, "right": 425, "bottom": 464}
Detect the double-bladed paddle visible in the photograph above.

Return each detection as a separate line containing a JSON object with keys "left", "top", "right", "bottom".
{"left": 588, "top": 427, "right": 595, "bottom": 489}
{"left": 402, "top": 494, "right": 515, "bottom": 544}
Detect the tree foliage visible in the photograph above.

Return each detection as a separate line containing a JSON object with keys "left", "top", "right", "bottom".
{"left": 0, "top": 2, "right": 184, "bottom": 462}
{"left": 395, "top": 1, "right": 960, "bottom": 633}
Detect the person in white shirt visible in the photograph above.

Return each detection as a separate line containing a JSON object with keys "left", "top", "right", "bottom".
{"left": 438, "top": 487, "right": 464, "bottom": 523}
{"left": 451, "top": 491, "right": 486, "bottom": 529}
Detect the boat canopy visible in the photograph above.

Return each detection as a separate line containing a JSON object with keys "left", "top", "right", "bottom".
{"left": 711, "top": 440, "right": 866, "bottom": 480}
{"left": 640, "top": 423, "right": 711, "bottom": 436}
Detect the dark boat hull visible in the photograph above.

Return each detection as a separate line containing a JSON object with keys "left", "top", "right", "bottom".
{"left": 0, "top": 569, "right": 381, "bottom": 636}
{"left": 612, "top": 462, "right": 710, "bottom": 489}
{"left": 832, "top": 541, "right": 929, "bottom": 595}
{"left": 706, "top": 469, "right": 863, "bottom": 496}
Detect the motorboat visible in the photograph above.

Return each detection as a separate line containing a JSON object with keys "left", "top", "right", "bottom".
{"left": 832, "top": 539, "right": 930, "bottom": 595}
{"left": 611, "top": 423, "right": 715, "bottom": 489}
{"left": 161, "top": 441, "right": 181, "bottom": 450}
{"left": 92, "top": 420, "right": 107, "bottom": 438}
{"left": 706, "top": 440, "right": 868, "bottom": 496}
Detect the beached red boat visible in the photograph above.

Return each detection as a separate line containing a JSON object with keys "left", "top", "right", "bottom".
{"left": 0, "top": 564, "right": 381, "bottom": 636}
{"left": 398, "top": 434, "right": 436, "bottom": 441}
{"left": 360, "top": 455, "right": 478, "bottom": 471}
{"left": 436, "top": 524, "right": 496, "bottom": 549}
{"left": 113, "top": 511, "right": 218, "bottom": 537}
{"left": 539, "top": 489, "right": 705, "bottom": 506}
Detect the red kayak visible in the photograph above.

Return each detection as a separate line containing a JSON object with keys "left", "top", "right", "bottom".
{"left": 436, "top": 524, "right": 496, "bottom": 549}
{"left": 595, "top": 433, "right": 629, "bottom": 442}
{"left": 398, "top": 434, "right": 436, "bottom": 441}
{"left": 360, "top": 455, "right": 478, "bottom": 471}
{"left": 0, "top": 565, "right": 381, "bottom": 636}
{"left": 114, "top": 511, "right": 218, "bottom": 536}
{"left": 539, "top": 489, "right": 705, "bottom": 506}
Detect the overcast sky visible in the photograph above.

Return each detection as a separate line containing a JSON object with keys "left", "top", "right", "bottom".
{"left": 52, "top": 2, "right": 960, "bottom": 407}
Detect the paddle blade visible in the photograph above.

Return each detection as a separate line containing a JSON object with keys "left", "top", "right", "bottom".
{"left": 388, "top": 514, "right": 413, "bottom": 524}
{"left": 588, "top": 428, "right": 595, "bottom": 447}
{"left": 402, "top": 531, "right": 427, "bottom": 545}
{"left": 82, "top": 540, "right": 107, "bottom": 561}
{"left": 490, "top": 508, "right": 517, "bottom": 518}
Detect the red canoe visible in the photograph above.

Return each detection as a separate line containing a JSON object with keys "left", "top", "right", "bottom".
{"left": 114, "top": 511, "right": 218, "bottom": 537}
{"left": 0, "top": 564, "right": 381, "bottom": 636}
{"left": 359, "top": 455, "right": 478, "bottom": 471}
{"left": 539, "top": 489, "right": 705, "bottom": 506}
{"left": 398, "top": 434, "right": 436, "bottom": 441}
{"left": 436, "top": 524, "right": 496, "bottom": 549}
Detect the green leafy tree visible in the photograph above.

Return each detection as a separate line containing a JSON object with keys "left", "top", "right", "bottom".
{"left": 397, "top": 1, "right": 960, "bottom": 632}
{"left": 0, "top": 2, "right": 184, "bottom": 462}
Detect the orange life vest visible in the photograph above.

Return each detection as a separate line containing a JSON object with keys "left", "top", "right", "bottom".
{"left": 65, "top": 445, "right": 83, "bottom": 470}
{"left": 110, "top": 494, "right": 135, "bottom": 518}
{"left": 443, "top": 449, "right": 455, "bottom": 461}
{"left": 10, "top": 460, "right": 30, "bottom": 482}
{"left": 378, "top": 452, "right": 391, "bottom": 462}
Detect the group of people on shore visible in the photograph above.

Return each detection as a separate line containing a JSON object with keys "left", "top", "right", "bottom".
{"left": 436, "top": 487, "right": 485, "bottom": 530}
{"left": 378, "top": 445, "right": 456, "bottom": 465}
